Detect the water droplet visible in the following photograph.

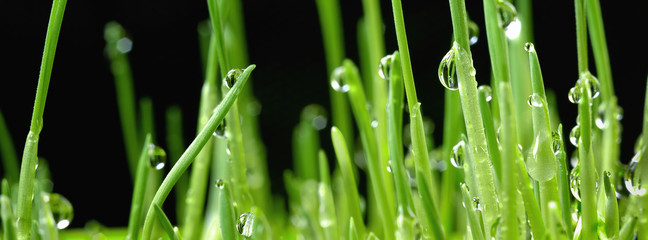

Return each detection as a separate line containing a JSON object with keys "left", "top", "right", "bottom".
{"left": 527, "top": 93, "right": 544, "bottom": 108}
{"left": 497, "top": 0, "right": 518, "bottom": 27}
{"left": 595, "top": 104, "right": 606, "bottom": 129}
{"left": 624, "top": 160, "right": 647, "bottom": 196}
{"left": 224, "top": 69, "right": 243, "bottom": 89}
{"left": 524, "top": 42, "right": 535, "bottom": 52}
{"left": 330, "top": 66, "right": 349, "bottom": 93}
{"left": 215, "top": 179, "right": 225, "bottom": 189}
{"left": 552, "top": 131, "right": 562, "bottom": 155}
{"left": 116, "top": 37, "right": 133, "bottom": 53}
{"left": 570, "top": 165, "right": 582, "bottom": 202}
{"left": 371, "top": 120, "right": 378, "bottom": 128}
{"left": 478, "top": 85, "right": 493, "bottom": 102}
{"left": 301, "top": 104, "right": 328, "bottom": 130}
{"left": 472, "top": 196, "right": 480, "bottom": 210}
{"left": 468, "top": 19, "right": 479, "bottom": 45}
{"left": 438, "top": 48, "right": 458, "bottom": 91}
{"left": 237, "top": 212, "right": 255, "bottom": 237}
{"left": 214, "top": 119, "right": 227, "bottom": 138}
{"left": 505, "top": 18, "right": 521, "bottom": 39}
{"left": 148, "top": 144, "right": 167, "bottom": 170}
{"left": 568, "top": 86, "right": 582, "bottom": 104}
{"left": 569, "top": 125, "right": 580, "bottom": 147}
{"left": 582, "top": 72, "right": 601, "bottom": 99}
{"left": 46, "top": 193, "right": 73, "bottom": 229}
{"left": 378, "top": 54, "right": 393, "bottom": 80}
{"left": 450, "top": 140, "right": 465, "bottom": 168}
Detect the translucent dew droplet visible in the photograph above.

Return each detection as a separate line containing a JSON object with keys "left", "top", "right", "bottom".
{"left": 527, "top": 93, "right": 544, "bottom": 108}
{"left": 450, "top": 140, "right": 465, "bottom": 168}
{"left": 224, "top": 69, "right": 243, "bottom": 89}
{"left": 378, "top": 54, "right": 393, "bottom": 80}
{"left": 47, "top": 193, "right": 74, "bottom": 229}
{"left": 215, "top": 179, "right": 225, "bottom": 189}
{"left": 583, "top": 72, "right": 601, "bottom": 99}
{"left": 371, "top": 120, "right": 378, "bottom": 128}
{"left": 595, "top": 104, "right": 606, "bottom": 129}
{"left": 569, "top": 125, "right": 580, "bottom": 147}
{"left": 468, "top": 19, "right": 479, "bottom": 46}
{"left": 505, "top": 18, "right": 521, "bottom": 39}
{"left": 526, "top": 133, "right": 557, "bottom": 182}
{"left": 551, "top": 130, "right": 562, "bottom": 155}
{"left": 214, "top": 119, "right": 227, "bottom": 138}
{"left": 472, "top": 196, "right": 480, "bottom": 210}
{"left": 438, "top": 48, "right": 458, "bottom": 91}
{"left": 570, "top": 165, "right": 582, "bottom": 202}
{"left": 478, "top": 85, "right": 493, "bottom": 102}
{"left": 116, "top": 37, "right": 133, "bottom": 53}
{"left": 237, "top": 212, "right": 255, "bottom": 237}
{"left": 568, "top": 86, "right": 582, "bottom": 104}
{"left": 148, "top": 144, "right": 167, "bottom": 170}
{"left": 625, "top": 160, "right": 647, "bottom": 196}
{"left": 330, "top": 66, "right": 349, "bottom": 93}
{"left": 524, "top": 42, "right": 535, "bottom": 52}
{"left": 497, "top": 0, "right": 518, "bottom": 27}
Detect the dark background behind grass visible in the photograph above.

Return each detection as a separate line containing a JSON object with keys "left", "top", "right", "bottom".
{"left": 1, "top": 0, "right": 646, "bottom": 228}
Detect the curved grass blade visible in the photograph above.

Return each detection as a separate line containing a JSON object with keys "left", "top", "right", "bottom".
{"left": 141, "top": 64, "right": 255, "bottom": 240}
{"left": 153, "top": 204, "right": 180, "bottom": 240}
{"left": 331, "top": 127, "right": 366, "bottom": 237}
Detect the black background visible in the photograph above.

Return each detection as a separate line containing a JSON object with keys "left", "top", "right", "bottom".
{"left": 1, "top": 0, "right": 646, "bottom": 228}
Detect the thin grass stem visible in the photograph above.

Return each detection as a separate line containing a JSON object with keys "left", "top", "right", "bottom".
{"left": 331, "top": 127, "right": 366, "bottom": 237}
{"left": 126, "top": 134, "right": 153, "bottom": 240}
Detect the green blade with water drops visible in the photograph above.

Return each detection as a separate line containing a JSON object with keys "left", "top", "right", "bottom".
{"left": 515, "top": 149, "right": 546, "bottom": 239}
{"left": 578, "top": 78, "right": 597, "bottom": 240}
{"left": 217, "top": 180, "right": 237, "bottom": 240}
{"left": 603, "top": 171, "right": 619, "bottom": 238}
{"left": 460, "top": 183, "right": 484, "bottom": 240}
{"left": 477, "top": 85, "right": 501, "bottom": 184}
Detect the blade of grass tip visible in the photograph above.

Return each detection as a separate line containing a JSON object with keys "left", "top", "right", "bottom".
{"left": 104, "top": 22, "right": 139, "bottom": 178}
{"left": 356, "top": 17, "right": 373, "bottom": 106}
{"left": 349, "top": 217, "right": 360, "bottom": 240}
{"left": 153, "top": 204, "right": 180, "bottom": 240}
{"left": 554, "top": 124, "right": 573, "bottom": 236}
{"left": 495, "top": 82, "right": 520, "bottom": 239}
{"left": 0, "top": 110, "right": 19, "bottom": 184}
{"left": 342, "top": 60, "right": 395, "bottom": 240}
{"left": 578, "top": 78, "right": 597, "bottom": 240}
{"left": 126, "top": 134, "right": 153, "bottom": 240}
{"left": 477, "top": 85, "right": 501, "bottom": 184}
{"left": 331, "top": 127, "right": 366, "bottom": 237}
{"left": 410, "top": 103, "right": 444, "bottom": 239}
{"left": 292, "top": 106, "right": 322, "bottom": 181}
{"left": 15, "top": 0, "right": 66, "bottom": 239}
{"left": 1, "top": 195, "right": 15, "bottom": 240}
{"left": 165, "top": 106, "right": 188, "bottom": 226}
{"left": 515, "top": 149, "right": 546, "bottom": 239}
{"left": 460, "top": 184, "right": 485, "bottom": 240}
{"left": 139, "top": 98, "right": 163, "bottom": 230}
{"left": 448, "top": 0, "right": 500, "bottom": 235}
{"left": 635, "top": 76, "right": 648, "bottom": 239}
{"left": 318, "top": 150, "right": 331, "bottom": 186}
{"left": 619, "top": 216, "right": 638, "bottom": 240}
{"left": 603, "top": 171, "right": 619, "bottom": 238}
{"left": 315, "top": 0, "right": 353, "bottom": 147}
{"left": 141, "top": 64, "right": 255, "bottom": 240}
{"left": 386, "top": 52, "right": 415, "bottom": 219}
{"left": 216, "top": 180, "right": 237, "bottom": 240}
{"left": 318, "top": 152, "right": 338, "bottom": 240}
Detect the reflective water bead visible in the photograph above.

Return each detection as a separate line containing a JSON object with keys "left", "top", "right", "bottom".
{"left": 624, "top": 160, "right": 647, "bottom": 196}
{"left": 569, "top": 125, "right": 580, "bottom": 147}
{"left": 237, "top": 212, "right": 255, "bottom": 237}
{"left": 568, "top": 86, "right": 582, "bottom": 104}
{"left": 527, "top": 93, "right": 543, "bottom": 108}
{"left": 478, "top": 85, "right": 492, "bottom": 102}
{"left": 47, "top": 193, "right": 74, "bottom": 229}
{"left": 378, "top": 54, "right": 393, "bottom": 80}
{"left": 582, "top": 72, "right": 601, "bottom": 99}
{"left": 524, "top": 42, "right": 535, "bottom": 52}
{"left": 215, "top": 179, "right": 225, "bottom": 189}
{"left": 497, "top": 0, "right": 518, "bottom": 28}
{"left": 595, "top": 104, "right": 606, "bottom": 129}
{"left": 371, "top": 120, "right": 378, "bottom": 128}
{"left": 438, "top": 48, "right": 458, "bottom": 90}
{"left": 224, "top": 69, "right": 243, "bottom": 89}
{"left": 468, "top": 19, "right": 479, "bottom": 45}
{"left": 148, "top": 144, "right": 167, "bottom": 170}
{"left": 450, "top": 140, "right": 465, "bottom": 168}
{"left": 214, "top": 119, "right": 227, "bottom": 138}
{"left": 551, "top": 130, "right": 562, "bottom": 155}
{"left": 505, "top": 18, "right": 521, "bottom": 39}
{"left": 330, "top": 66, "right": 349, "bottom": 93}
{"left": 116, "top": 37, "right": 133, "bottom": 53}
{"left": 570, "top": 165, "right": 582, "bottom": 202}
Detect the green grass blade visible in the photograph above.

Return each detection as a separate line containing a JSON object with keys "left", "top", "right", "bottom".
{"left": 217, "top": 180, "right": 237, "bottom": 240}
{"left": 0, "top": 110, "right": 19, "bottom": 184}
{"left": 515, "top": 151, "right": 546, "bottom": 239}
{"left": 554, "top": 124, "right": 573, "bottom": 236}
{"left": 389, "top": 0, "right": 418, "bottom": 109}
{"left": 603, "top": 171, "right": 619, "bottom": 238}
{"left": 126, "top": 134, "right": 153, "bottom": 240}
{"left": 318, "top": 150, "right": 331, "bottom": 186}
{"left": 153, "top": 204, "right": 180, "bottom": 240}
{"left": 585, "top": 0, "right": 614, "bottom": 100}
{"left": 619, "top": 216, "right": 637, "bottom": 240}
{"left": 331, "top": 127, "right": 366, "bottom": 237}
{"left": 318, "top": 181, "right": 338, "bottom": 240}
{"left": 1, "top": 195, "right": 16, "bottom": 240}
{"left": 508, "top": 1, "right": 534, "bottom": 149}
{"left": 574, "top": 0, "right": 588, "bottom": 73}
{"left": 348, "top": 217, "right": 360, "bottom": 240}
{"left": 477, "top": 86, "right": 501, "bottom": 184}
{"left": 342, "top": 60, "right": 395, "bottom": 239}
{"left": 292, "top": 111, "right": 321, "bottom": 181}
{"left": 315, "top": 0, "right": 353, "bottom": 147}
{"left": 15, "top": 0, "right": 67, "bottom": 238}
{"left": 410, "top": 103, "right": 444, "bottom": 239}
{"left": 165, "top": 106, "right": 188, "bottom": 226}
{"left": 578, "top": 79, "right": 597, "bottom": 240}
{"left": 496, "top": 82, "right": 520, "bottom": 239}
{"left": 141, "top": 64, "right": 255, "bottom": 240}
{"left": 440, "top": 90, "right": 464, "bottom": 232}
{"left": 460, "top": 184, "right": 484, "bottom": 240}
{"left": 104, "top": 22, "right": 139, "bottom": 178}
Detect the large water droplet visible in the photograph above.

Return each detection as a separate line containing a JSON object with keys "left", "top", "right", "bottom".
{"left": 527, "top": 93, "right": 544, "bottom": 108}
{"left": 237, "top": 212, "right": 255, "bottom": 237}
{"left": 505, "top": 18, "right": 521, "bottom": 39}
{"left": 569, "top": 165, "right": 582, "bottom": 202}
{"left": 526, "top": 133, "right": 557, "bottom": 182}
{"left": 450, "top": 140, "right": 465, "bottom": 168}
{"left": 214, "top": 119, "right": 227, "bottom": 138}
{"left": 378, "top": 54, "right": 393, "bottom": 80}
{"left": 438, "top": 48, "right": 458, "bottom": 91}
{"left": 330, "top": 66, "right": 349, "bottom": 93}
{"left": 625, "top": 160, "right": 647, "bottom": 196}
{"left": 497, "top": 0, "right": 518, "bottom": 28}
{"left": 524, "top": 42, "right": 535, "bottom": 52}
{"left": 46, "top": 193, "right": 73, "bottom": 229}
{"left": 148, "top": 144, "right": 167, "bottom": 170}
{"left": 224, "top": 69, "right": 243, "bottom": 89}
{"left": 478, "top": 85, "right": 492, "bottom": 102}
{"left": 569, "top": 125, "right": 580, "bottom": 147}
{"left": 568, "top": 86, "right": 582, "bottom": 104}
{"left": 468, "top": 19, "right": 479, "bottom": 46}
{"left": 551, "top": 130, "right": 562, "bottom": 155}
{"left": 116, "top": 37, "right": 133, "bottom": 53}
{"left": 582, "top": 72, "right": 601, "bottom": 99}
